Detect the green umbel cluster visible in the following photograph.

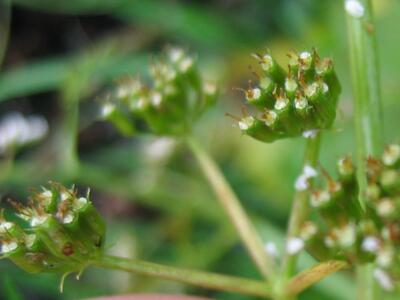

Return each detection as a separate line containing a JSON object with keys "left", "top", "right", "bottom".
{"left": 0, "top": 183, "right": 105, "bottom": 274}
{"left": 301, "top": 144, "right": 400, "bottom": 290}
{"left": 101, "top": 47, "right": 218, "bottom": 136}
{"left": 237, "top": 49, "right": 341, "bottom": 143}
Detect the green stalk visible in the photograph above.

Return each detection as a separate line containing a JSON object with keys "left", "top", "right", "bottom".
{"left": 345, "top": 0, "right": 383, "bottom": 299}
{"left": 285, "top": 260, "right": 350, "bottom": 297}
{"left": 279, "top": 134, "right": 321, "bottom": 298}
{"left": 186, "top": 136, "right": 275, "bottom": 280}
{"left": 92, "top": 255, "right": 273, "bottom": 298}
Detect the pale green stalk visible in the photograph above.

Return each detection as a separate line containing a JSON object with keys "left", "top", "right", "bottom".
{"left": 345, "top": 0, "right": 383, "bottom": 299}
{"left": 284, "top": 260, "right": 350, "bottom": 297}
{"left": 186, "top": 136, "right": 275, "bottom": 280}
{"left": 93, "top": 255, "right": 273, "bottom": 298}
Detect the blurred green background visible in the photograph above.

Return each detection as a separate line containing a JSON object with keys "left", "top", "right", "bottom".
{"left": 0, "top": 0, "right": 400, "bottom": 299}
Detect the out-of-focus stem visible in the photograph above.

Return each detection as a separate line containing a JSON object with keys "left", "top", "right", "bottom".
{"left": 186, "top": 136, "right": 276, "bottom": 280}
{"left": 345, "top": 0, "right": 383, "bottom": 299}
{"left": 285, "top": 260, "right": 350, "bottom": 297}
{"left": 93, "top": 255, "right": 273, "bottom": 298}
{"left": 0, "top": 0, "right": 11, "bottom": 67}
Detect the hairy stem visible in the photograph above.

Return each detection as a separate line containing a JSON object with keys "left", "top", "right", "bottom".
{"left": 93, "top": 255, "right": 273, "bottom": 298}
{"left": 279, "top": 134, "right": 321, "bottom": 298}
{"left": 285, "top": 260, "right": 350, "bottom": 297}
{"left": 345, "top": 0, "right": 383, "bottom": 299}
{"left": 186, "top": 136, "right": 275, "bottom": 280}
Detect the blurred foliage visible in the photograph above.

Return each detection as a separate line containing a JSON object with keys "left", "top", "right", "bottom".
{"left": 0, "top": 0, "right": 400, "bottom": 299}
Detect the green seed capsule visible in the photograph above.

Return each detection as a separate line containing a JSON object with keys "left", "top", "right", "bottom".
{"left": 380, "top": 169, "right": 400, "bottom": 194}
{"left": 74, "top": 197, "right": 106, "bottom": 250}
{"left": 298, "top": 51, "right": 315, "bottom": 81}
{"left": 102, "top": 103, "right": 136, "bottom": 136}
{"left": 337, "top": 156, "right": 356, "bottom": 183}
{"left": 315, "top": 58, "right": 341, "bottom": 99}
{"left": 33, "top": 215, "right": 83, "bottom": 262}
{"left": 253, "top": 53, "right": 286, "bottom": 85}
{"left": 375, "top": 198, "right": 398, "bottom": 220}
{"left": 239, "top": 116, "right": 281, "bottom": 143}
{"left": 294, "top": 93, "right": 310, "bottom": 124}
{"left": 284, "top": 77, "right": 298, "bottom": 99}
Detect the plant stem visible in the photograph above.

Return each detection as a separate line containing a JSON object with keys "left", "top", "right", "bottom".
{"left": 92, "top": 255, "right": 273, "bottom": 298}
{"left": 186, "top": 136, "right": 275, "bottom": 280}
{"left": 284, "top": 260, "right": 350, "bottom": 297}
{"left": 279, "top": 134, "right": 321, "bottom": 298}
{"left": 345, "top": 0, "right": 383, "bottom": 299}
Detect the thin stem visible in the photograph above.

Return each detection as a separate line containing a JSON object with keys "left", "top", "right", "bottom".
{"left": 92, "top": 255, "right": 273, "bottom": 298}
{"left": 280, "top": 134, "right": 321, "bottom": 284}
{"left": 186, "top": 136, "right": 275, "bottom": 280}
{"left": 345, "top": 0, "right": 383, "bottom": 299}
{"left": 346, "top": 0, "right": 383, "bottom": 208}
{"left": 284, "top": 260, "right": 350, "bottom": 297}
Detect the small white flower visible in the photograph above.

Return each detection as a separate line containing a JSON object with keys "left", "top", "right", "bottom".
{"left": 238, "top": 116, "right": 255, "bottom": 131}
{"left": 285, "top": 79, "right": 297, "bottom": 92}
{"left": 264, "top": 242, "right": 278, "bottom": 258}
{"left": 0, "top": 112, "right": 48, "bottom": 154}
{"left": 303, "top": 129, "right": 319, "bottom": 139}
{"left": 264, "top": 110, "right": 277, "bottom": 127}
{"left": 295, "top": 96, "right": 308, "bottom": 110}
{"left": 274, "top": 97, "right": 289, "bottom": 110}
{"left": 204, "top": 82, "right": 217, "bottom": 95}
{"left": 0, "top": 221, "right": 14, "bottom": 233}
{"left": 345, "top": 0, "right": 365, "bottom": 18}
{"left": 295, "top": 165, "right": 318, "bottom": 191}
{"left": 0, "top": 240, "right": 18, "bottom": 254}
{"left": 144, "top": 138, "right": 175, "bottom": 162}
{"left": 295, "top": 175, "right": 309, "bottom": 191}
{"left": 151, "top": 92, "right": 163, "bottom": 107}
{"left": 377, "top": 247, "right": 394, "bottom": 268}
{"left": 102, "top": 103, "right": 115, "bottom": 117}
{"left": 373, "top": 268, "right": 394, "bottom": 291}
{"left": 361, "top": 236, "right": 380, "bottom": 253}
{"left": 286, "top": 237, "right": 304, "bottom": 255}
{"left": 251, "top": 88, "right": 261, "bottom": 100}
{"left": 30, "top": 215, "right": 48, "bottom": 227}
{"left": 169, "top": 48, "right": 185, "bottom": 63}
{"left": 179, "top": 58, "right": 193, "bottom": 73}
{"left": 299, "top": 51, "right": 311, "bottom": 61}
{"left": 261, "top": 54, "right": 274, "bottom": 70}
{"left": 322, "top": 83, "right": 329, "bottom": 94}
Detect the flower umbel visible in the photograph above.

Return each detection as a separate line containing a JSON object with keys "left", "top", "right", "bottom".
{"left": 0, "top": 183, "right": 105, "bottom": 278}
{"left": 235, "top": 49, "right": 341, "bottom": 143}
{"left": 304, "top": 144, "right": 400, "bottom": 291}
{"left": 101, "top": 47, "right": 218, "bottom": 136}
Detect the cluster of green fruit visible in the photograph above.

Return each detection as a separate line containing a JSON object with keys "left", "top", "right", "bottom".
{"left": 237, "top": 49, "right": 340, "bottom": 142}
{"left": 0, "top": 183, "right": 105, "bottom": 274}
{"left": 301, "top": 144, "right": 400, "bottom": 290}
{"left": 102, "top": 47, "right": 218, "bottom": 136}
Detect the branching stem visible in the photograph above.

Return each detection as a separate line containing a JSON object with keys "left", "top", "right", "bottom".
{"left": 92, "top": 255, "right": 273, "bottom": 298}
{"left": 186, "top": 136, "right": 275, "bottom": 280}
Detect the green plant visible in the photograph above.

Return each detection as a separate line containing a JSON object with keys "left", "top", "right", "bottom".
{"left": 0, "top": 0, "right": 395, "bottom": 299}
